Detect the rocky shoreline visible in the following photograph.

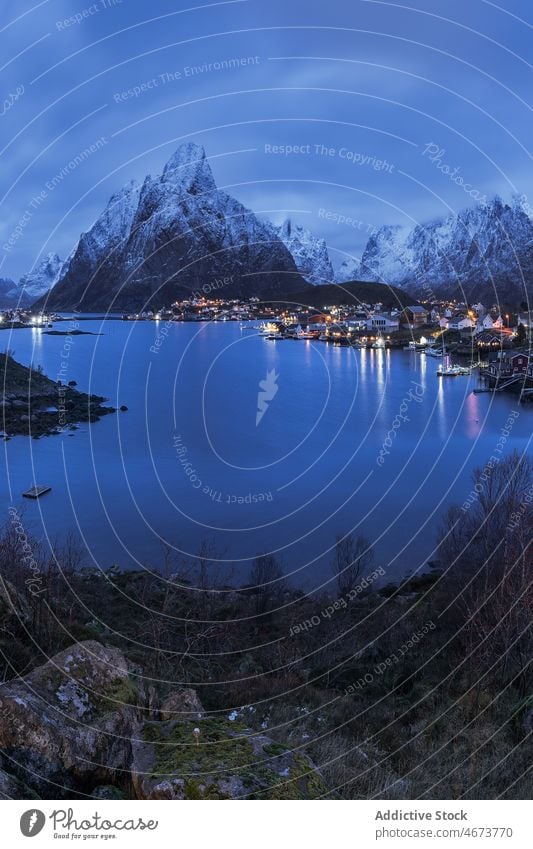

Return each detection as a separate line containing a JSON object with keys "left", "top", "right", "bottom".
{"left": 0, "top": 352, "right": 118, "bottom": 438}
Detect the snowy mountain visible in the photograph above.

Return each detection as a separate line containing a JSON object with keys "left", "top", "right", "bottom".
{"left": 0, "top": 253, "right": 64, "bottom": 308}
{"left": 37, "top": 144, "right": 306, "bottom": 311}
{"left": 350, "top": 197, "right": 533, "bottom": 302}
{"left": 0, "top": 278, "right": 19, "bottom": 307}
{"left": 276, "top": 219, "right": 334, "bottom": 285}
{"left": 335, "top": 257, "right": 360, "bottom": 284}
{"left": 19, "top": 253, "right": 64, "bottom": 302}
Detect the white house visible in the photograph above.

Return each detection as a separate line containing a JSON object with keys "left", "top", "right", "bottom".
{"left": 441, "top": 313, "right": 474, "bottom": 331}
{"left": 366, "top": 312, "right": 400, "bottom": 332}
{"left": 447, "top": 314, "right": 474, "bottom": 331}
{"left": 475, "top": 314, "right": 494, "bottom": 334}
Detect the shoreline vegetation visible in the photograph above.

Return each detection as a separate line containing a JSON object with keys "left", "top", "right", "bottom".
{"left": 0, "top": 452, "right": 530, "bottom": 800}
{"left": 0, "top": 351, "right": 118, "bottom": 438}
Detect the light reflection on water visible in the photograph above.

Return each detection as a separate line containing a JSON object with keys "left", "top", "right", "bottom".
{"left": 1, "top": 320, "right": 530, "bottom": 588}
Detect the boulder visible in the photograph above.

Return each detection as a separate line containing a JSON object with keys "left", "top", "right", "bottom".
{"left": 0, "top": 640, "right": 147, "bottom": 797}
{"left": 160, "top": 688, "right": 204, "bottom": 721}
{"left": 0, "top": 640, "right": 329, "bottom": 800}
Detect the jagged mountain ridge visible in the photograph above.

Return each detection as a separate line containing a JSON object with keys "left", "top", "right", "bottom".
{"left": 0, "top": 253, "right": 64, "bottom": 308}
{"left": 349, "top": 197, "right": 533, "bottom": 302}
{"left": 276, "top": 218, "right": 334, "bottom": 285}
{"left": 37, "top": 144, "right": 307, "bottom": 311}
{"left": 19, "top": 253, "right": 64, "bottom": 301}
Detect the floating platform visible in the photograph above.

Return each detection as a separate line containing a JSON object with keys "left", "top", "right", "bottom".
{"left": 22, "top": 485, "right": 52, "bottom": 499}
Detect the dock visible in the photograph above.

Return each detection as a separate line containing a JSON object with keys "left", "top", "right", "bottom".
{"left": 22, "top": 485, "right": 52, "bottom": 499}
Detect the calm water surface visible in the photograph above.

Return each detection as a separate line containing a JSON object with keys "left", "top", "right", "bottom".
{"left": 2, "top": 319, "right": 531, "bottom": 588}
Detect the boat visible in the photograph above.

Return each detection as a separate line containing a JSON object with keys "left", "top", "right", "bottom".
{"left": 372, "top": 333, "right": 386, "bottom": 349}
{"left": 436, "top": 349, "right": 470, "bottom": 376}
{"left": 405, "top": 335, "right": 432, "bottom": 351}
{"left": 437, "top": 365, "right": 471, "bottom": 376}
{"left": 23, "top": 485, "right": 52, "bottom": 499}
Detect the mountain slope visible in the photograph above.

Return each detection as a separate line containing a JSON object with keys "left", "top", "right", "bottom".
{"left": 351, "top": 197, "right": 533, "bottom": 303}
{"left": 19, "top": 253, "right": 64, "bottom": 302}
{"left": 38, "top": 145, "right": 306, "bottom": 311}
{"left": 276, "top": 218, "right": 334, "bottom": 285}
{"left": 0, "top": 278, "right": 19, "bottom": 308}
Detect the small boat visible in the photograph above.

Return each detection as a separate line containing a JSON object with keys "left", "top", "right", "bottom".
{"left": 372, "top": 334, "right": 386, "bottom": 349}
{"left": 23, "top": 485, "right": 52, "bottom": 499}
{"left": 437, "top": 365, "right": 471, "bottom": 376}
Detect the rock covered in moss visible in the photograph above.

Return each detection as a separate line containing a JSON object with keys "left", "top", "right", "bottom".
{"left": 131, "top": 717, "right": 327, "bottom": 800}
{"left": 0, "top": 640, "right": 329, "bottom": 800}
{"left": 0, "top": 640, "right": 146, "bottom": 796}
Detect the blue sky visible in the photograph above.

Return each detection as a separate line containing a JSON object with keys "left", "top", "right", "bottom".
{"left": 0, "top": 0, "right": 532, "bottom": 280}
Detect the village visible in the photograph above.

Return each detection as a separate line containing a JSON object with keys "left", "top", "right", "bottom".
{"left": 1, "top": 293, "right": 532, "bottom": 399}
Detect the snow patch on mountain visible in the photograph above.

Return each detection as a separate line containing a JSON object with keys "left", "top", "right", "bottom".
{"left": 19, "top": 253, "right": 64, "bottom": 302}
{"left": 38, "top": 144, "right": 304, "bottom": 311}
{"left": 276, "top": 219, "right": 334, "bottom": 285}
{"left": 353, "top": 196, "right": 533, "bottom": 301}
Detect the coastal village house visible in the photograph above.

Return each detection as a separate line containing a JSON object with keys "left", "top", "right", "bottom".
{"left": 440, "top": 313, "right": 474, "bottom": 331}
{"left": 476, "top": 329, "right": 514, "bottom": 349}
{"left": 366, "top": 312, "right": 400, "bottom": 333}
{"left": 475, "top": 314, "right": 494, "bottom": 333}
{"left": 488, "top": 350, "right": 529, "bottom": 379}
{"left": 401, "top": 306, "right": 429, "bottom": 328}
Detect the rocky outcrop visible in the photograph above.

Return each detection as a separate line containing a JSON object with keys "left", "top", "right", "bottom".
{"left": 0, "top": 640, "right": 147, "bottom": 797}
{"left": 160, "top": 688, "right": 203, "bottom": 721}
{"left": 37, "top": 144, "right": 307, "bottom": 311}
{"left": 0, "top": 641, "right": 327, "bottom": 800}
{"left": 0, "top": 352, "right": 115, "bottom": 437}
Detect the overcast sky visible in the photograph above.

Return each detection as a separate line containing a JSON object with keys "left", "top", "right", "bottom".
{"left": 0, "top": 0, "right": 532, "bottom": 280}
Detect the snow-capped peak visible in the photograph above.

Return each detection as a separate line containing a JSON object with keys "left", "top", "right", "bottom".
{"left": 349, "top": 195, "right": 533, "bottom": 301}
{"left": 19, "top": 252, "right": 64, "bottom": 300}
{"left": 162, "top": 143, "right": 216, "bottom": 194}
{"left": 276, "top": 218, "right": 334, "bottom": 285}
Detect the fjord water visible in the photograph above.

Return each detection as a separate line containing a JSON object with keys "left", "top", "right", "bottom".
{"left": 2, "top": 320, "right": 530, "bottom": 588}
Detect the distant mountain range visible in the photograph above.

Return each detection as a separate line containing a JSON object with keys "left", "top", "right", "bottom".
{"left": 0, "top": 253, "right": 63, "bottom": 308}
{"left": 337, "top": 196, "right": 533, "bottom": 304}
{"left": 8, "top": 145, "right": 532, "bottom": 311}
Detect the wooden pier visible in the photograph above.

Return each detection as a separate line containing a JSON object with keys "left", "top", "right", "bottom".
{"left": 22, "top": 485, "right": 52, "bottom": 499}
